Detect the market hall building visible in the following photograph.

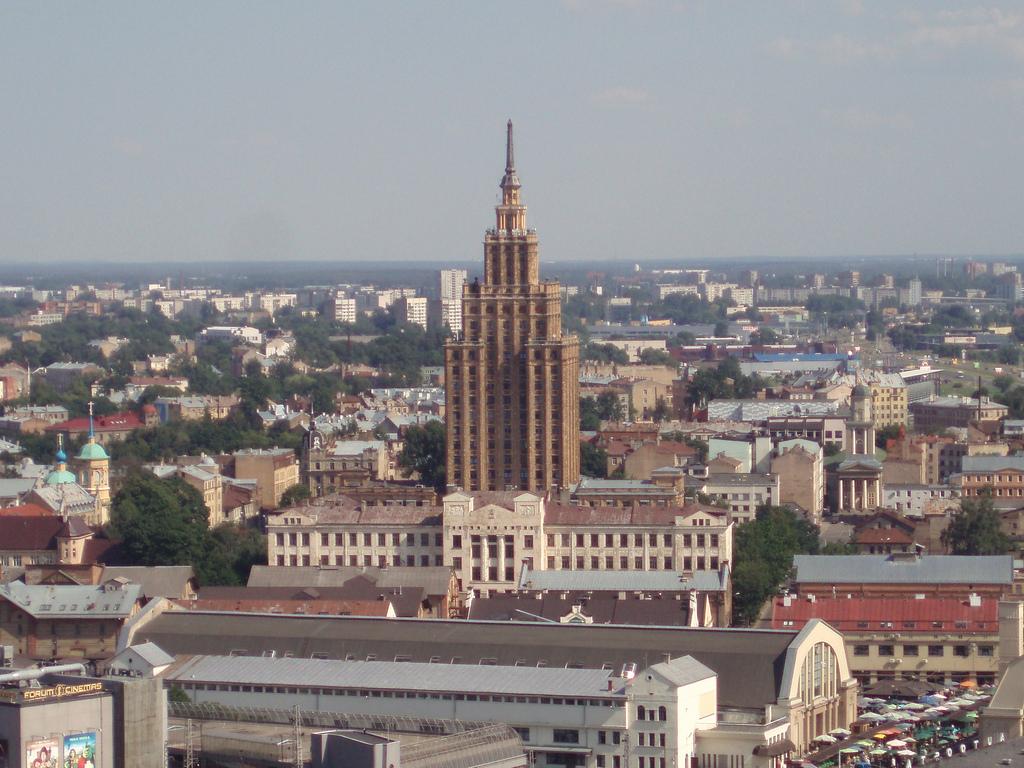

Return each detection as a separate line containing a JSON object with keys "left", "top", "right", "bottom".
{"left": 133, "top": 610, "right": 858, "bottom": 765}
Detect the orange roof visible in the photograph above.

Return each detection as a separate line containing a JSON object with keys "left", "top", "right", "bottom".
{"left": 174, "top": 598, "right": 391, "bottom": 617}
{"left": 0, "top": 502, "right": 54, "bottom": 517}
{"left": 854, "top": 528, "right": 915, "bottom": 545}
{"left": 770, "top": 594, "right": 998, "bottom": 632}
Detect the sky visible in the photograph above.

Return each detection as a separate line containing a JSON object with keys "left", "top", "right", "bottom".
{"left": 1, "top": 1, "right": 1023, "bottom": 266}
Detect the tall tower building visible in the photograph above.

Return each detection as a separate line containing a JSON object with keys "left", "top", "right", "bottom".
{"left": 440, "top": 268, "right": 468, "bottom": 335}
{"left": 445, "top": 122, "right": 580, "bottom": 492}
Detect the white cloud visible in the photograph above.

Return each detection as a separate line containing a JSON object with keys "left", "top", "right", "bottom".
{"left": 820, "top": 106, "right": 913, "bottom": 131}
{"left": 768, "top": 5, "right": 1024, "bottom": 66}
{"left": 903, "top": 6, "right": 1024, "bottom": 60}
{"left": 592, "top": 86, "right": 651, "bottom": 107}
{"left": 765, "top": 34, "right": 894, "bottom": 64}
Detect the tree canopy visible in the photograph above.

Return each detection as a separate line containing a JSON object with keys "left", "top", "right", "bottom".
{"left": 580, "top": 442, "right": 609, "bottom": 478}
{"left": 398, "top": 421, "right": 446, "bottom": 491}
{"left": 941, "top": 495, "right": 1011, "bottom": 555}
{"left": 732, "top": 505, "right": 820, "bottom": 626}
{"left": 109, "top": 471, "right": 266, "bottom": 585}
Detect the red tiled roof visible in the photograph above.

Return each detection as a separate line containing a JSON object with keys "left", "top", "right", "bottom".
{"left": 174, "top": 598, "right": 391, "bottom": 616}
{"left": 854, "top": 528, "right": 915, "bottom": 545}
{"left": 769, "top": 595, "right": 997, "bottom": 632}
{"left": 47, "top": 412, "right": 143, "bottom": 433}
{"left": 0, "top": 517, "right": 64, "bottom": 551}
{"left": 223, "top": 484, "right": 255, "bottom": 511}
{"left": 0, "top": 503, "right": 54, "bottom": 517}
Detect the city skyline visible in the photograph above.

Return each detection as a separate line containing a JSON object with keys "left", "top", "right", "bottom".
{"left": 2, "top": 2, "right": 1022, "bottom": 265}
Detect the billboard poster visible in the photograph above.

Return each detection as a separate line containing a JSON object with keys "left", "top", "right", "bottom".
{"left": 25, "top": 738, "right": 58, "bottom": 768}
{"left": 61, "top": 733, "right": 96, "bottom": 768}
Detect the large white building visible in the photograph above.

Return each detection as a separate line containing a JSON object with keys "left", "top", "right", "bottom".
{"left": 268, "top": 490, "right": 734, "bottom": 600}
{"left": 139, "top": 613, "right": 857, "bottom": 766}
{"left": 332, "top": 296, "right": 357, "bottom": 324}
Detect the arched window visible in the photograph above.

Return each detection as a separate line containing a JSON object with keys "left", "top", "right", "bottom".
{"left": 798, "top": 642, "right": 840, "bottom": 702}
{"left": 658, "top": 706, "right": 667, "bottom": 721}
{"left": 637, "top": 705, "right": 646, "bottom": 721}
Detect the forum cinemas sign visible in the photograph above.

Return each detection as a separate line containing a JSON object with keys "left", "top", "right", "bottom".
{"left": 21, "top": 682, "right": 104, "bottom": 702}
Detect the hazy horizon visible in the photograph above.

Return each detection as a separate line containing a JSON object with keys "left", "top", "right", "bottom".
{"left": 3, "top": 2, "right": 1023, "bottom": 265}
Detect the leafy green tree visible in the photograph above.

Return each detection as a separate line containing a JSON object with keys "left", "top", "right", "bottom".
{"left": 650, "top": 397, "right": 672, "bottom": 423}
{"left": 208, "top": 523, "right": 268, "bottom": 585}
{"left": 580, "top": 397, "right": 601, "bottom": 431}
{"left": 750, "top": 327, "right": 780, "bottom": 345}
{"left": 713, "top": 320, "right": 729, "bottom": 337}
{"left": 639, "top": 348, "right": 675, "bottom": 366}
{"left": 584, "top": 343, "right": 629, "bottom": 365}
{"left": 875, "top": 425, "right": 902, "bottom": 450}
{"left": 997, "top": 345, "right": 1021, "bottom": 366}
{"left": 941, "top": 495, "right": 1011, "bottom": 555}
{"left": 595, "top": 391, "right": 626, "bottom": 422}
{"left": 580, "top": 442, "right": 609, "bottom": 478}
{"left": 732, "top": 505, "right": 820, "bottom": 625}
{"left": 167, "top": 686, "right": 191, "bottom": 704}
{"left": 280, "top": 483, "right": 311, "bottom": 508}
{"left": 109, "top": 472, "right": 210, "bottom": 572}
{"left": 398, "top": 421, "right": 446, "bottom": 491}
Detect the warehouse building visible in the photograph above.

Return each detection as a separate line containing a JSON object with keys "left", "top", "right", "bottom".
{"left": 133, "top": 611, "right": 857, "bottom": 760}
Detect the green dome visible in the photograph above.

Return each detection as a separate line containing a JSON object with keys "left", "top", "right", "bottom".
{"left": 45, "top": 468, "right": 78, "bottom": 485}
{"left": 853, "top": 384, "right": 871, "bottom": 398}
{"left": 77, "top": 441, "right": 109, "bottom": 461}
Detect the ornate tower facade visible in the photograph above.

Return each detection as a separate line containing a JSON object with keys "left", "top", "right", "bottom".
{"left": 74, "top": 402, "right": 111, "bottom": 525}
{"left": 445, "top": 122, "right": 580, "bottom": 492}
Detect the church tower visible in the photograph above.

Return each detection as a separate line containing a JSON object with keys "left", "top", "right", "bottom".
{"left": 444, "top": 122, "right": 580, "bottom": 492}
{"left": 75, "top": 401, "right": 111, "bottom": 524}
{"left": 845, "top": 384, "right": 876, "bottom": 456}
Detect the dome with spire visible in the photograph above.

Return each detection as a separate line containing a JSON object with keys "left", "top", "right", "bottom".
{"left": 45, "top": 465, "right": 77, "bottom": 485}
{"left": 77, "top": 440, "right": 109, "bottom": 461}
{"left": 852, "top": 383, "right": 871, "bottom": 398}
{"left": 46, "top": 435, "right": 77, "bottom": 485}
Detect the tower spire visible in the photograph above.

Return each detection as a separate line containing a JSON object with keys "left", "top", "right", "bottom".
{"left": 88, "top": 400, "right": 95, "bottom": 441}
{"left": 506, "top": 119, "right": 515, "bottom": 173}
{"left": 499, "top": 119, "right": 521, "bottom": 196}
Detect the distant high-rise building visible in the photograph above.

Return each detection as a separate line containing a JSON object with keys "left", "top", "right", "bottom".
{"left": 445, "top": 122, "right": 580, "bottom": 492}
{"left": 331, "top": 296, "right": 357, "bottom": 324}
{"left": 440, "top": 269, "right": 468, "bottom": 301}
{"left": 907, "top": 277, "right": 922, "bottom": 307}
{"left": 964, "top": 260, "right": 988, "bottom": 279}
{"left": 440, "top": 269, "right": 468, "bottom": 335}
{"left": 395, "top": 296, "right": 429, "bottom": 330}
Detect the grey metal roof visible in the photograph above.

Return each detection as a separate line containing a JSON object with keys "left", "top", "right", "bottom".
{"left": 136, "top": 611, "right": 799, "bottom": 710}
{"left": 0, "top": 478, "right": 36, "bottom": 498}
{"left": 1, "top": 580, "right": 141, "bottom": 618}
{"left": 517, "top": 566, "right": 727, "bottom": 592}
{"left": 101, "top": 566, "right": 195, "bottom": 599}
{"left": 121, "top": 641, "right": 175, "bottom": 667}
{"left": 165, "top": 654, "right": 620, "bottom": 698}
{"left": 707, "top": 399, "right": 840, "bottom": 422}
{"left": 793, "top": 554, "right": 1014, "bottom": 585}
{"left": 649, "top": 655, "right": 716, "bottom": 687}
{"left": 961, "top": 455, "right": 1024, "bottom": 473}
